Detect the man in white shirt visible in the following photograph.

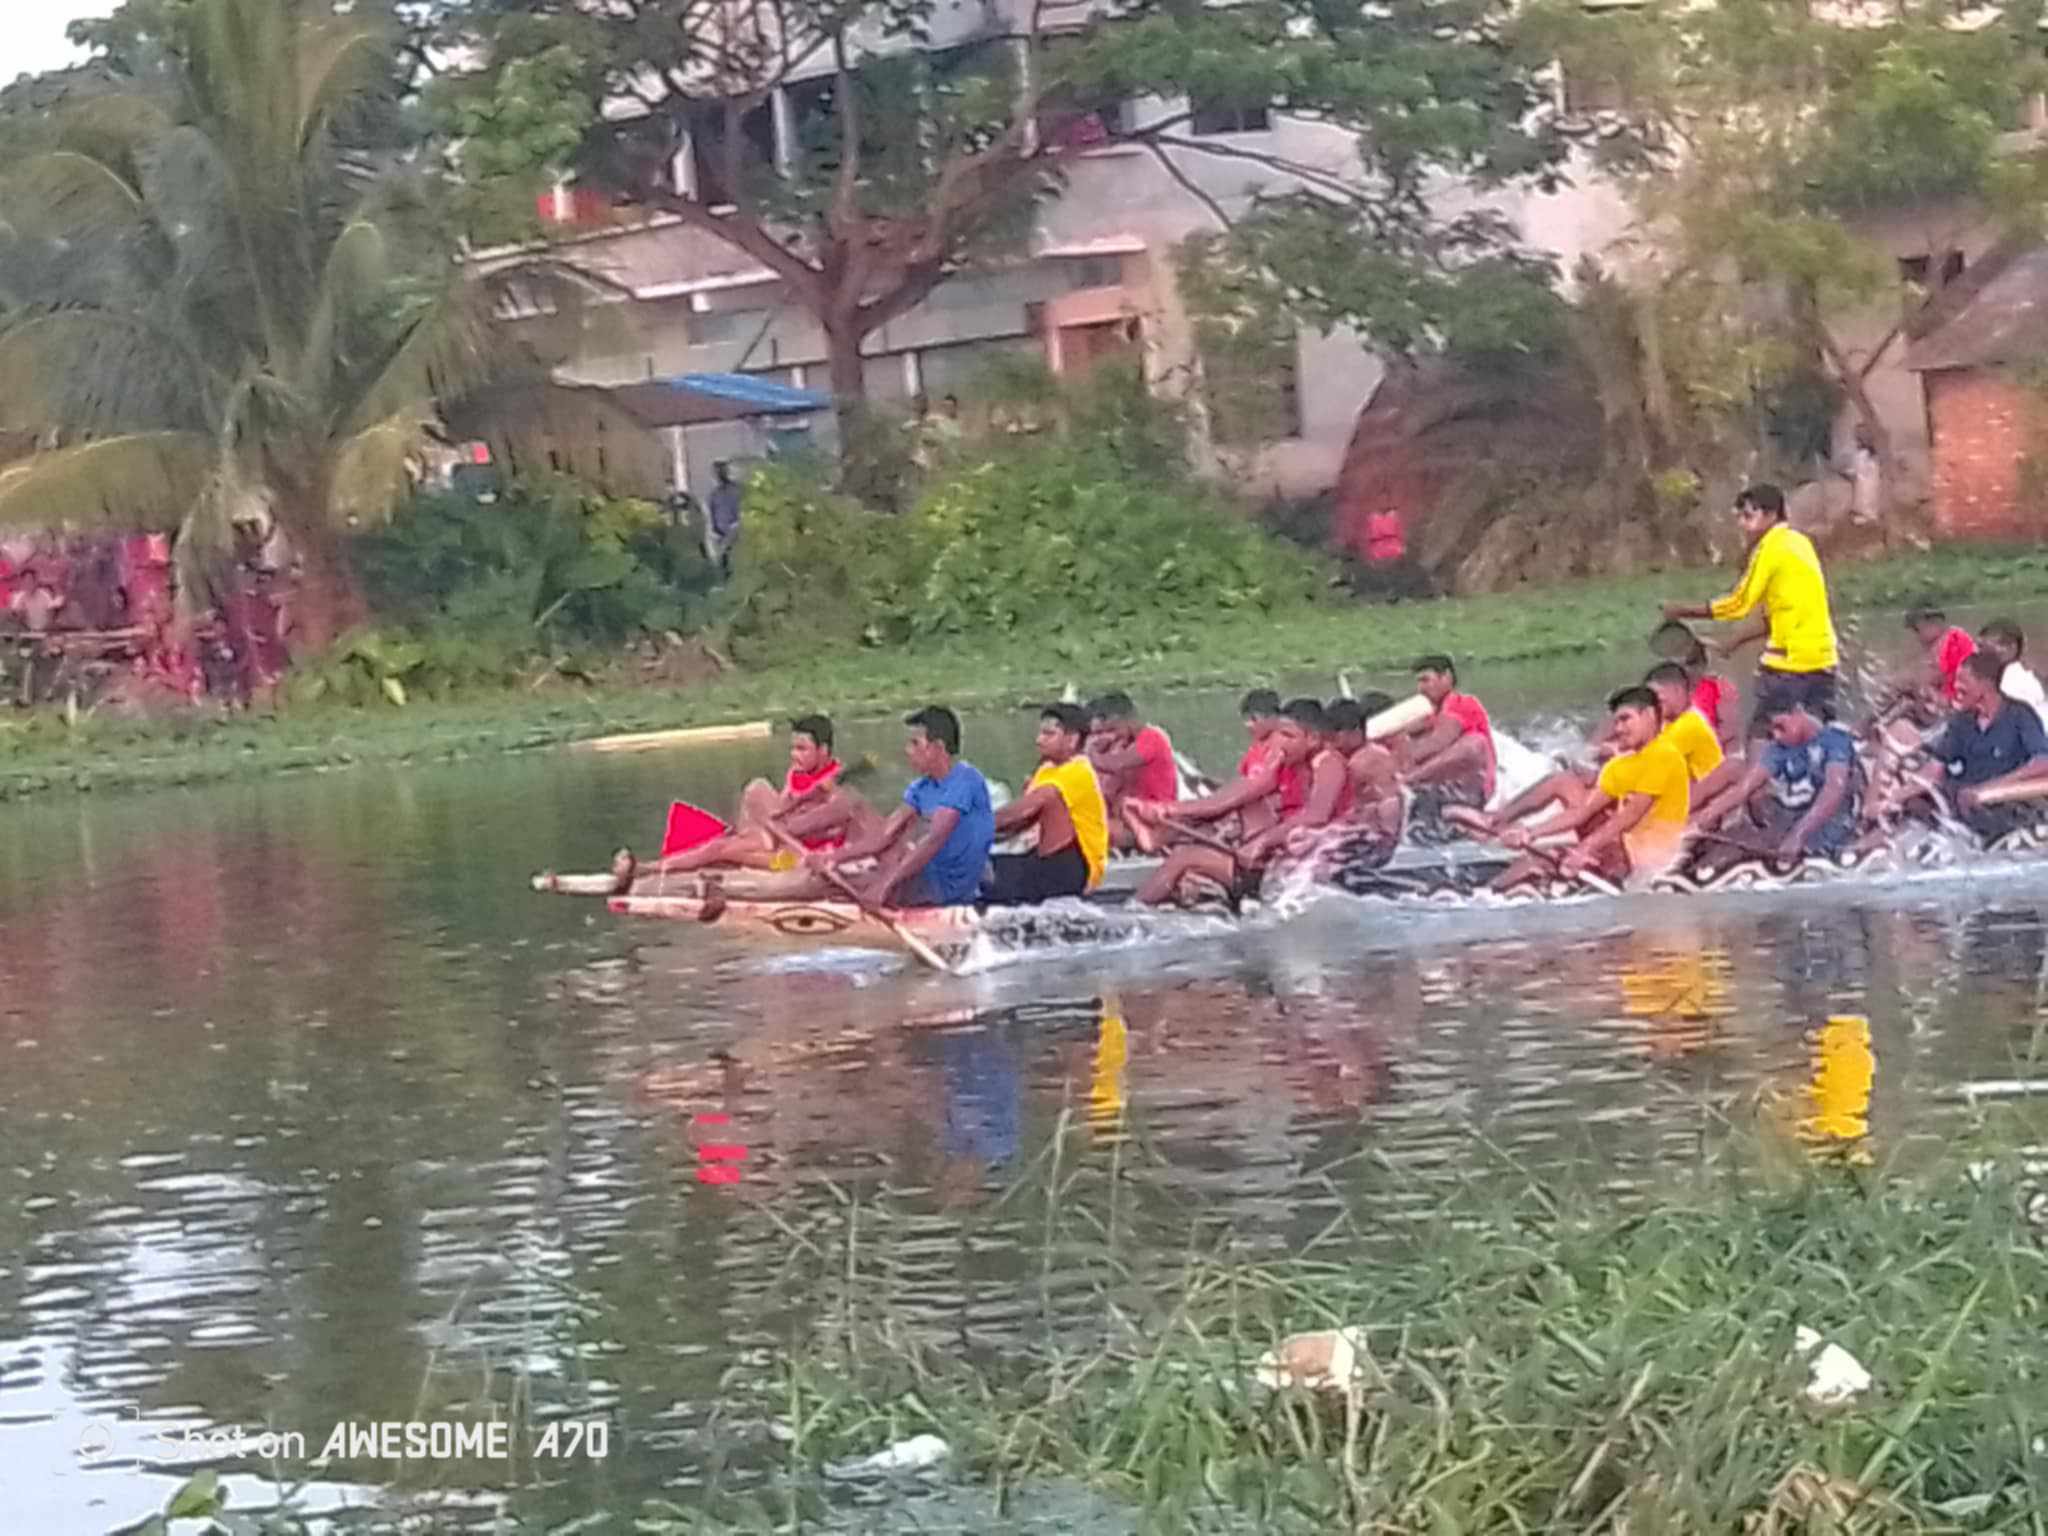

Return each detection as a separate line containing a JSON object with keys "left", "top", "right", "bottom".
{"left": 1980, "top": 619, "right": 2048, "bottom": 729}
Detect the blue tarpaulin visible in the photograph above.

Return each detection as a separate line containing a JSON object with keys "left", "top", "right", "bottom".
{"left": 667, "top": 372, "right": 830, "bottom": 414}
{"left": 598, "top": 371, "right": 829, "bottom": 428}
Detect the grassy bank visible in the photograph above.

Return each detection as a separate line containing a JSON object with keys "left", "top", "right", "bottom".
{"left": 673, "top": 1118, "right": 2048, "bottom": 1536}
{"left": 10, "top": 546, "right": 2048, "bottom": 802}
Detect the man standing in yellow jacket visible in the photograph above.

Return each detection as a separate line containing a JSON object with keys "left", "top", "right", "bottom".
{"left": 1663, "top": 483, "right": 1839, "bottom": 741}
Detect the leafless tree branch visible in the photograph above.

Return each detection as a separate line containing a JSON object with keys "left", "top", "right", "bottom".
{"left": 1145, "top": 140, "right": 1234, "bottom": 229}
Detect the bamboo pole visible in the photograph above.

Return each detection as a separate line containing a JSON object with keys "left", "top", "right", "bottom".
{"left": 573, "top": 720, "right": 773, "bottom": 754}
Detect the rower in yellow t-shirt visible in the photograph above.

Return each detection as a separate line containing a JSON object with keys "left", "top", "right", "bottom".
{"left": 1662, "top": 483, "right": 1839, "bottom": 741}
{"left": 1595, "top": 735, "right": 1690, "bottom": 878}
{"left": 988, "top": 704, "right": 1108, "bottom": 903}
{"left": 1495, "top": 685, "right": 1690, "bottom": 889}
{"left": 1644, "top": 663, "right": 1724, "bottom": 782}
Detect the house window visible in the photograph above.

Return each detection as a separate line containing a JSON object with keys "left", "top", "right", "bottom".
{"left": 1560, "top": 67, "right": 1631, "bottom": 116}
{"left": 1034, "top": 38, "right": 1131, "bottom": 149}
{"left": 1189, "top": 99, "right": 1271, "bottom": 135}
{"left": 686, "top": 100, "right": 775, "bottom": 207}
{"left": 1065, "top": 255, "right": 1123, "bottom": 290}
{"left": 1196, "top": 319, "right": 1299, "bottom": 446}
{"left": 1187, "top": 98, "right": 1261, "bottom": 134}
{"left": 1899, "top": 250, "right": 1966, "bottom": 287}
{"left": 689, "top": 308, "right": 770, "bottom": 346}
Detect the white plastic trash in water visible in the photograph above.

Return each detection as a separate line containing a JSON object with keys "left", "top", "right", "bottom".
{"left": 1253, "top": 1327, "right": 1369, "bottom": 1398}
{"left": 852, "top": 1434, "right": 950, "bottom": 1473}
{"left": 1793, "top": 1325, "right": 1871, "bottom": 1405}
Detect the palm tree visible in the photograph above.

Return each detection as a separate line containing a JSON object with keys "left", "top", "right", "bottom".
{"left": 0, "top": 0, "right": 561, "bottom": 650}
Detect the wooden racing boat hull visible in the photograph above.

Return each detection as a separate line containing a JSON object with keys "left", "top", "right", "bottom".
{"left": 606, "top": 887, "right": 1224, "bottom": 956}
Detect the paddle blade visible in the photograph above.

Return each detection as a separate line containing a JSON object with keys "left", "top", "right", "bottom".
{"left": 660, "top": 801, "right": 729, "bottom": 858}
{"left": 1650, "top": 620, "right": 1702, "bottom": 661}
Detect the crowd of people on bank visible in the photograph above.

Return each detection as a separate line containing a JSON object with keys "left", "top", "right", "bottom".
{"left": 0, "top": 522, "right": 292, "bottom": 706}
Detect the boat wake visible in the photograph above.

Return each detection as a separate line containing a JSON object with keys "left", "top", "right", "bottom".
{"left": 949, "top": 898, "right": 1244, "bottom": 975}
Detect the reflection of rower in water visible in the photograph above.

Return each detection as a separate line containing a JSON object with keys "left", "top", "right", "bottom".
{"left": 1492, "top": 686, "right": 1690, "bottom": 891}
{"left": 1687, "top": 698, "right": 1861, "bottom": 870}
{"left": 1133, "top": 698, "right": 1352, "bottom": 907}
{"left": 1866, "top": 651, "right": 2048, "bottom": 845}
{"left": 985, "top": 704, "right": 1108, "bottom": 905}
{"left": 646, "top": 713, "right": 881, "bottom": 877}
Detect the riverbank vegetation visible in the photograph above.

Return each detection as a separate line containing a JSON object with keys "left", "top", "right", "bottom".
{"left": 131, "top": 1113, "right": 2048, "bottom": 1534}
{"left": 9, "top": 540, "right": 2048, "bottom": 801}
{"left": 669, "top": 1116, "right": 2048, "bottom": 1535}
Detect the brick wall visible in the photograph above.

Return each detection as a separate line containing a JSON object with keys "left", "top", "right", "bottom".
{"left": 1925, "top": 367, "right": 2048, "bottom": 539}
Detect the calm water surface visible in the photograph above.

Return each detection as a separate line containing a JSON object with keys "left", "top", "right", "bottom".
{"left": 7, "top": 645, "right": 2048, "bottom": 1532}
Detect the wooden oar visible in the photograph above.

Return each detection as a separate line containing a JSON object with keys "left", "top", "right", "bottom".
{"left": 1972, "top": 777, "right": 2048, "bottom": 808}
{"left": 763, "top": 824, "right": 959, "bottom": 975}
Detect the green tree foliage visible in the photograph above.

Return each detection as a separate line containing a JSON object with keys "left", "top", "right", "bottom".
{"left": 0, "top": 0, "right": 582, "bottom": 651}
{"left": 1524, "top": 0, "right": 2048, "bottom": 508}
{"left": 726, "top": 368, "right": 1332, "bottom": 667}
{"left": 304, "top": 474, "right": 718, "bottom": 703}
{"left": 435, "top": 0, "right": 1568, "bottom": 436}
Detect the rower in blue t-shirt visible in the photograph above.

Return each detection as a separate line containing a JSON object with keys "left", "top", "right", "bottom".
{"left": 808, "top": 704, "right": 993, "bottom": 907}
{"left": 1689, "top": 697, "right": 1863, "bottom": 862}
{"left": 1875, "top": 651, "right": 2048, "bottom": 843}
{"left": 1760, "top": 719, "right": 1863, "bottom": 853}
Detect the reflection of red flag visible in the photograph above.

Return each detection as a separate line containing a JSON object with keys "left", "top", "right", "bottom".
{"left": 694, "top": 1112, "right": 746, "bottom": 1185}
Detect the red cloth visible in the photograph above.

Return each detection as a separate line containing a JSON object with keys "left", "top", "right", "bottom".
{"left": 1935, "top": 627, "right": 1976, "bottom": 700}
{"left": 1439, "top": 692, "right": 1497, "bottom": 797}
{"left": 1365, "top": 510, "right": 1406, "bottom": 564}
{"left": 1129, "top": 725, "right": 1179, "bottom": 802}
{"left": 785, "top": 758, "right": 844, "bottom": 850}
{"left": 1275, "top": 758, "right": 1310, "bottom": 816}
{"left": 1690, "top": 676, "right": 1733, "bottom": 730}
{"left": 1237, "top": 739, "right": 1277, "bottom": 780}
{"left": 1323, "top": 748, "right": 1356, "bottom": 821}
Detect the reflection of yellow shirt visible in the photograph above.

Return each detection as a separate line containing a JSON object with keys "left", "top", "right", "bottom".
{"left": 1031, "top": 756, "right": 1109, "bottom": 889}
{"left": 1596, "top": 740, "right": 1691, "bottom": 875}
{"left": 1655, "top": 709, "right": 1723, "bottom": 783}
{"left": 1089, "top": 1001, "right": 1127, "bottom": 1127}
{"left": 1709, "top": 523, "right": 1838, "bottom": 673}
{"left": 1803, "top": 1015, "right": 1873, "bottom": 1144}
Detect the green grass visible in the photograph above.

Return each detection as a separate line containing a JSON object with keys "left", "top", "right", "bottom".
{"left": 669, "top": 1115, "right": 2048, "bottom": 1535}
{"left": 12, "top": 545, "right": 2048, "bottom": 803}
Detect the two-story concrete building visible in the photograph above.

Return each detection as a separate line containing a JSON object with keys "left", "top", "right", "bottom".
{"left": 478, "top": 0, "right": 1636, "bottom": 505}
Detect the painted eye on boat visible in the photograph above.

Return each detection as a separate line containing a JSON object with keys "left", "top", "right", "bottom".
{"left": 771, "top": 908, "right": 854, "bottom": 936}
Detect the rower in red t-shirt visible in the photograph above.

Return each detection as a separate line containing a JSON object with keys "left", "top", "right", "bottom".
{"left": 1087, "top": 690, "right": 1182, "bottom": 850}
{"left": 1907, "top": 608, "right": 1977, "bottom": 702}
{"left": 1122, "top": 688, "right": 1286, "bottom": 853}
{"left": 649, "top": 713, "right": 881, "bottom": 877}
{"left": 1136, "top": 698, "right": 1353, "bottom": 908}
{"left": 1882, "top": 607, "right": 1979, "bottom": 731}
{"left": 1401, "top": 654, "right": 1497, "bottom": 843}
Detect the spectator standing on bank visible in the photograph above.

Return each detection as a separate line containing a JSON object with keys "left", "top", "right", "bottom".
{"left": 706, "top": 461, "right": 742, "bottom": 580}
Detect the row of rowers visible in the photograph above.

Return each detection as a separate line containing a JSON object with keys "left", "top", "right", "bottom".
{"left": 1448, "top": 607, "right": 2048, "bottom": 893}
{"left": 630, "top": 659, "right": 1508, "bottom": 911}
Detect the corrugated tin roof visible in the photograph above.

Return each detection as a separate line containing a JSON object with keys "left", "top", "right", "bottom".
{"left": 1905, "top": 245, "right": 2048, "bottom": 372}
{"left": 472, "top": 219, "right": 776, "bottom": 299}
